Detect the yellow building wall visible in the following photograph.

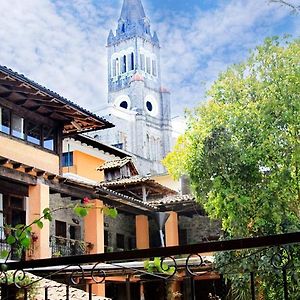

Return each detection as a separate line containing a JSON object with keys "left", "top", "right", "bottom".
{"left": 63, "top": 150, "right": 105, "bottom": 181}
{"left": 152, "top": 174, "right": 180, "bottom": 192}
{"left": 0, "top": 135, "right": 59, "bottom": 174}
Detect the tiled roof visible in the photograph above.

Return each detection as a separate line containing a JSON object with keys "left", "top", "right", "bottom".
{"left": 100, "top": 176, "right": 177, "bottom": 194}
{"left": 148, "top": 194, "right": 196, "bottom": 206}
{"left": 97, "top": 157, "right": 134, "bottom": 170}
{"left": 100, "top": 175, "right": 156, "bottom": 186}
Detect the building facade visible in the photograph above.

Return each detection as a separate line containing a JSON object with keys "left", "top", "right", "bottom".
{"left": 95, "top": 0, "right": 172, "bottom": 175}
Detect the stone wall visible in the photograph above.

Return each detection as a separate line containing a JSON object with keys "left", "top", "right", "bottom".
{"left": 49, "top": 194, "right": 84, "bottom": 240}
{"left": 179, "top": 215, "right": 221, "bottom": 244}
{"left": 104, "top": 213, "right": 136, "bottom": 251}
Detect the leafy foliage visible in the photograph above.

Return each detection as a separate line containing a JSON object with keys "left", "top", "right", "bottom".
{"left": 164, "top": 36, "right": 300, "bottom": 299}
{"left": 144, "top": 257, "right": 176, "bottom": 275}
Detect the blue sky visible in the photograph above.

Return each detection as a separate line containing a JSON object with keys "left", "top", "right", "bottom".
{"left": 0, "top": 0, "right": 299, "bottom": 117}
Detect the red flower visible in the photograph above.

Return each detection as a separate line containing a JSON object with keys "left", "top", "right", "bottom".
{"left": 81, "top": 197, "right": 90, "bottom": 204}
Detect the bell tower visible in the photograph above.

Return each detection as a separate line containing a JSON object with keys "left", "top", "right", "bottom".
{"left": 97, "top": 0, "right": 172, "bottom": 175}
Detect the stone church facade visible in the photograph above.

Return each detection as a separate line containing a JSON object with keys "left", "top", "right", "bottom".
{"left": 95, "top": 0, "right": 172, "bottom": 175}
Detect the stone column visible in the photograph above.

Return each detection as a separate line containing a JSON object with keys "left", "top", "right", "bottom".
{"left": 28, "top": 183, "right": 51, "bottom": 259}
{"left": 135, "top": 215, "right": 149, "bottom": 249}
{"left": 165, "top": 212, "right": 179, "bottom": 247}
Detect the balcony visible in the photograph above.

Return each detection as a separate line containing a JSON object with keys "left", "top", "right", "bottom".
{"left": 49, "top": 236, "right": 93, "bottom": 257}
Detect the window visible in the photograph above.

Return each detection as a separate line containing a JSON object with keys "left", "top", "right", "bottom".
{"left": 120, "top": 101, "right": 128, "bottom": 109}
{"left": 179, "top": 229, "right": 188, "bottom": 245}
{"left": 122, "top": 55, "right": 127, "bottom": 73}
{"left": 128, "top": 237, "right": 135, "bottom": 250}
{"left": 121, "top": 23, "right": 125, "bottom": 33}
{"left": 129, "top": 52, "right": 134, "bottom": 71}
{"left": 0, "top": 105, "right": 57, "bottom": 151}
{"left": 112, "top": 59, "right": 116, "bottom": 77}
{"left": 116, "top": 58, "right": 120, "bottom": 75}
{"left": 146, "top": 57, "right": 151, "bottom": 74}
{"left": 0, "top": 107, "right": 10, "bottom": 134}
{"left": 4, "top": 195, "right": 25, "bottom": 227}
{"left": 140, "top": 54, "right": 145, "bottom": 71}
{"left": 104, "top": 230, "right": 109, "bottom": 246}
{"left": 116, "top": 233, "right": 125, "bottom": 249}
{"left": 62, "top": 152, "right": 73, "bottom": 167}
{"left": 55, "top": 220, "right": 67, "bottom": 238}
{"left": 43, "top": 126, "right": 55, "bottom": 151}
{"left": 11, "top": 114, "right": 24, "bottom": 139}
{"left": 146, "top": 101, "right": 153, "bottom": 112}
{"left": 26, "top": 121, "right": 41, "bottom": 145}
{"left": 152, "top": 60, "right": 157, "bottom": 76}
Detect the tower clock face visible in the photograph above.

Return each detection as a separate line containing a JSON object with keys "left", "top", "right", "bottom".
{"left": 144, "top": 95, "right": 158, "bottom": 116}
{"left": 114, "top": 95, "right": 131, "bottom": 110}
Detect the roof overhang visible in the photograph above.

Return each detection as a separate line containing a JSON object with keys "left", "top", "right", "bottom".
{"left": 0, "top": 66, "right": 114, "bottom": 135}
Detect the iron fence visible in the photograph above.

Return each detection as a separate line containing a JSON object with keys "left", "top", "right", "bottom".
{"left": 1, "top": 231, "right": 300, "bottom": 300}
{"left": 49, "top": 235, "right": 93, "bottom": 257}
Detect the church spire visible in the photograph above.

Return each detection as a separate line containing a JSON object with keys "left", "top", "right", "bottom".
{"left": 119, "top": 0, "right": 146, "bottom": 22}
{"left": 107, "top": 0, "right": 157, "bottom": 45}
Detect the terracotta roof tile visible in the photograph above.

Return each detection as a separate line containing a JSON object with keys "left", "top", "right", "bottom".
{"left": 97, "top": 157, "right": 134, "bottom": 170}
{"left": 148, "top": 194, "right": 196, "bottom": 206}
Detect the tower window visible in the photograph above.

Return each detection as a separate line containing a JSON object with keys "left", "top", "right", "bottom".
{"left": 146, "top": 101, "right": 153, "bottom": 112}
{"left": 129, "top": 52, "right": 134, "bottom": 71}
{"left": 146, "top": 57, "right": 151, "bottom": 74}
{"left": 122, "top": 55, "right": 127, "bottom": 73}
{"left": 120, "top": 101, "right": 128, "bottom": 109}
{"left": 152, "top": 60, "right": 157, "bottom": 76}
{"left": 116, "top": 58, "right": 120, "bottom": 75}
{"left": 112, "top": 59, "right": 117, "bottom": 77}
{"left": 121, "top": 24, "right": 125, "bottom": 33}
{"left": 140, "top": 54, "right": 145, "bottom": 71}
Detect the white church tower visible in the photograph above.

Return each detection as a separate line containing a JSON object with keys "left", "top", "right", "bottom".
{"left": 96, "top": 0, "right": 172, "bottom": 175}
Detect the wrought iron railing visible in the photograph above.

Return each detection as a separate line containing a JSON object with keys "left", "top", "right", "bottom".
{"left": 49, "top": 236, "right": 93, "bottom": 257}
{"left": 1, "top": 232, "right": 300, "bottom": 300}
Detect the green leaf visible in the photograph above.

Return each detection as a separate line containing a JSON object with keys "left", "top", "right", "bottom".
{"left": 74, "top": 206, "right": 88, "bottom": 218}
{"left": 6, "top": 235, "right": 16, "bottom": 245}
{"left": 44, "top": 213, "right": 52, "bottom": 221}
{"left": 0, "top": 251, "right": 9, "bottom": 260}
{"left": 108, "top": 208, "right": 118, "bottom": 219}
{"left": 36, "top": 220, "right": 43, "bottom": 229}
{"left": 42, "top": 208, "right": 50, "bottom": 215}
{"left": 20, "top": 237, "right": 31, "bottom": 249}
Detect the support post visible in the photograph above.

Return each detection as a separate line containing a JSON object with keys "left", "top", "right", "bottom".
{"left": 84, "top": 199, "right": 104, "bottom": 254}
{"left": 165, "top": 212, "right": 179, "bottom": 247}
{"left": 84, "top": 199, "right": 105, "bottom": 297}
{"left": 136, "top": 215, "right": 149, "bottom": 249}
{"left": 28, "top": 183, "right": 51, "bottom": 259}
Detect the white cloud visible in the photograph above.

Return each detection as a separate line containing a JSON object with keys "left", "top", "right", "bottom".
{"left": 0, "top": 0, "right": 298, "bottom": 117}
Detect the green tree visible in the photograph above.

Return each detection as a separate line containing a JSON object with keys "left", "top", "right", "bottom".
{"left": 164, "top": 37, "right": 300, "bottom": 299}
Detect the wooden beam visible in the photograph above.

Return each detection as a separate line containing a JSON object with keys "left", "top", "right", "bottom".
{"left": 0, "top": 178, "right": 28, "bottom": 196}
{"left": 0, "top": 159, "right": 9, "bottom": 165}
{"left": 0, "top": 165, "right": 36, "bottom": 185}
{"left": 0, "top": 96, "right": 56, "bottom": 127}
{"left": 24, "top": 167, "right": 34, "bottom": 173}
{"left": 12, "top": 163, "right": 22, "bottom": 169}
